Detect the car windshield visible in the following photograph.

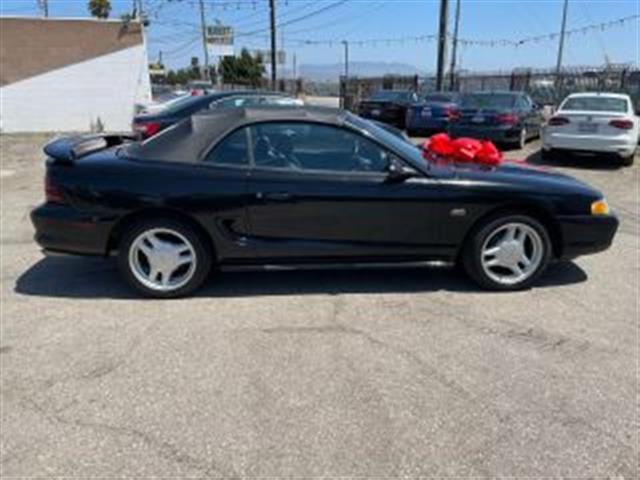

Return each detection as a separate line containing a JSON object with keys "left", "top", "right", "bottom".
{"left": 348, "top": 114, "right": 426, "bottom": 169}
{"left": 461, "top": 93, "right": 516, "bottom": 109}
{"left": 423, "top": 93, "right": 457, "bottom": 103}
{"left": 561, "top": 96, "right": 628, "bottom": 113}
{"left": 370, "top": 91, "right": 412, "bottom": 102}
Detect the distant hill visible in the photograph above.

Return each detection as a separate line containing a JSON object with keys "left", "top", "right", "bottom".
{"left": 297, "top": 61, "right": 426, "bottom": 81}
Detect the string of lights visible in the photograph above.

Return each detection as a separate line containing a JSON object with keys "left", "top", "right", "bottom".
{"left": 274, "top": 13, "right": 638, "bottom": 49}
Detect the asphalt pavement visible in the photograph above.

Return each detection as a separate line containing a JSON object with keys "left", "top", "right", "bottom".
{"left": 0, "top": 133, "right": 637, "bottom": 477}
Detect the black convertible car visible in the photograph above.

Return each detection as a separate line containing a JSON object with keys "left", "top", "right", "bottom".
{"left": 32, "top": 106, "right": 617, "bottom": 297}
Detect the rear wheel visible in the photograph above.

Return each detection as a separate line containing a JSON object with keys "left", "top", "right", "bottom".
{"left": 541, "top": 148, "right": 556, "bottom": 162}
{"left": 117, "top": 218, "right": 212, "bottom": 298}
{"left": 621, "top": 152, "right": 635, "bottom": 167}
{"left": 516, "top": 127, "right": 528, "bottom": 150}
{"left": 462, "top": 214, "right": 552, "bottom": 290}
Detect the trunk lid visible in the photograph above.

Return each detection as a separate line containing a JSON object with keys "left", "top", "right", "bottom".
{"left": 44, "top": 134, "right": 135, "bottom": 164}
{"left": 552, "top": 110, "right": 629, "bottom": 137}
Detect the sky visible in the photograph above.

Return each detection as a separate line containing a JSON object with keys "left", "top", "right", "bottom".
{"left": 1, "top": 0, "right": 638, "bottom": 75}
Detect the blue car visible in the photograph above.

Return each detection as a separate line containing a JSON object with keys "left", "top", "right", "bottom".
{"left": 405, "top": 92, "right": 460, "bottom": 136}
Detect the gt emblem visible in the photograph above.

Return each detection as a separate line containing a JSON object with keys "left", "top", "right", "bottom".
{"left": 450, "top": 208, "right": 467, "bottom": 217}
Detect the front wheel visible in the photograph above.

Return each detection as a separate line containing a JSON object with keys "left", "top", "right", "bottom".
{"left": 462, "top": 214, "right": 552, "bottom": 290}
{"left": 117, "top": 218, "right": 212, "bottom": 298}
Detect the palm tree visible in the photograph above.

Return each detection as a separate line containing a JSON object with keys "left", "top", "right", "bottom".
{"left": 88, "top": 0, "right": 111, "bottom": 19}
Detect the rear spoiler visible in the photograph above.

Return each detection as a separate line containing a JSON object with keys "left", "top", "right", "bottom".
{"left": 44, "top": 134, "right": 136, "bottom": 163}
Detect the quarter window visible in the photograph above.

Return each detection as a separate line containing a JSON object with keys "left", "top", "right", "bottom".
{"left": 204, "top": 128, "right": 249, "bottom": 166}
{"left": 250, "top": 122, "right": 391, "bottom": 173}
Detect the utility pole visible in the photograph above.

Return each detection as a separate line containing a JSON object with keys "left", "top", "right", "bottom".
{"left": 198, "top": 0, "right": 210, "bottom": 82}
{"left": 435, "top": 0, "right": 449, "bottom": 91}
{"left": 292, "top": 52, "right": 297, "bottom": 79}
{"left": 555, "top": 0, "right": 569, "bottom": 90}
{"left": 448, "top": 0, "right": 460, "bottom": 91}
{"left": 342, "top": 40, "right": 349, "bottom": 81}
{"left": 269, "top": 0, "right": 277, "bottom": 90}
{"left": 38, "top": 0, "right": 49, "bottom": 17}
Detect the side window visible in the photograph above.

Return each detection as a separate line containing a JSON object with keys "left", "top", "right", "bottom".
{"left": 250, "top": 122, "right": 390, "bottom": 173}
{"left": 517, "top": 96, "right": 531, "bottom": 110}
{"left": 204, "top": 128, "right": 249, "bottom": 166}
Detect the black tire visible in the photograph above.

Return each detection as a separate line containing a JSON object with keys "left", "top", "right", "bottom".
{"left": 517, "top": 127, "right": 527, "bottom": 150}
{"left": 621, "top": 152, "right": 635, "bottom": 167}
{"left": 117, "top": 218, "right": 212, "bottom": 298}
{"left": 462, "top": 213, "right": 552, "bottom": 291}
{"left": 541, "top": 148, "right": 555, "bottom": 162}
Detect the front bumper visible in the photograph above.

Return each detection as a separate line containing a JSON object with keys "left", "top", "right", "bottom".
{"left": 449, "top": 124, "right": 520, "bottom": 143}
{"left": 31, "top": 203, "right": 114, "bottom": 256}
{"left": 556, "top": 214, "right": 618, "bottom": 260}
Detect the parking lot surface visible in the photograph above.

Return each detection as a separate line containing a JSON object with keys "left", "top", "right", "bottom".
{"left": 1, "top": 133, "right": 638, "bottom": 477}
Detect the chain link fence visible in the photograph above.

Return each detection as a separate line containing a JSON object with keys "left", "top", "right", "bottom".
{"left": 340, "top": 65, "right": 640, "bottom": 112}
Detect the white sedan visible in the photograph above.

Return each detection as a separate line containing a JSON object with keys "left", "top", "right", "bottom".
{"left": 542, "top": 92, "right": 638, "bottom": 166}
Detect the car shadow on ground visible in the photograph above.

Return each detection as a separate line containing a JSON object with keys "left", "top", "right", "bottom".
{"left": 525, "top": 149, "right": 626, "bottom": 170}
{"left": 14, "top": 256, "right": 588, "bottom": 300}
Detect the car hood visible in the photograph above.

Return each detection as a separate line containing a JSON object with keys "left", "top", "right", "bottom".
{"left": 433, "top": 159, "right": 601, "bottom": 197}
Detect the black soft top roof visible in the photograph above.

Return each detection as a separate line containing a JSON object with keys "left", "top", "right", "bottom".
{"left": 127, "top": 105, "right": 349, "bottom": 163}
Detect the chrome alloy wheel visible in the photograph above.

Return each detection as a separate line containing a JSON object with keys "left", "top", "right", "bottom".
{"left": 480, "top": 222, "right": 544, "bottom": 286}
{"left": 128, "top": 228, "right": 197, "bottom": 292}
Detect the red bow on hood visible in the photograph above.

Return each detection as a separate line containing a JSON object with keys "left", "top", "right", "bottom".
{"left": 422, "top": 133, "right": 503, "bottom": 166}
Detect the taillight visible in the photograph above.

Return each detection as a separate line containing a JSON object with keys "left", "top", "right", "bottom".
{"left": 133, "top": 121, "right": 162, "bottom": 139}
{"left": 45, "top": 173, "right": 65, "bottom": 204}
{"left": 609, "top": 119, "right": 634, "bottom": 130}
{"left": 548, "top": 116, "right": 570, "bottom": 126}
{"left": 496, "top": 113, "right": 517, "bottom": 125}
{"left": 445, "top": 107, "right": 460, "bottom": 120}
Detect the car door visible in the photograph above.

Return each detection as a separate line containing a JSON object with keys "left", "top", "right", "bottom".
{"left": 244, "top": 121, "right": 448, "bottom": 261}
{"left": 198, "top": 127, "right": 254, "bottom": 260}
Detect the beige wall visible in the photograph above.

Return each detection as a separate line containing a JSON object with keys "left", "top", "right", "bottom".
{"left": 0, "top": 17, "right": 143, "bottom": 86}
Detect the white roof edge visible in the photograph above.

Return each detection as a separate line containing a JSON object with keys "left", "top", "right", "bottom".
{"left": 0, "top": 15, "right": 140, "bottom": 24}
{"left": 565, "top": 92, "right": 631, "bottom": 98}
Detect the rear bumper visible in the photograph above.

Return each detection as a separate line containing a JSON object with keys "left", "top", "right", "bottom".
{"left": 359, "top": 109, "right": 406, "bottom": 126}
{"left": 449, "top": 124, "right": 520, "bottom": 143}
{"left": 543, "top": 131, "right": 636, "bottom": 157}
{"left": 556, "top": 214, "right": 618, "bottom": 260}
{"left": 406, "top": 116, "right": 450, "bottom": 132}
{"left": 31, "top": 203, "right": 114, "bottom": 256}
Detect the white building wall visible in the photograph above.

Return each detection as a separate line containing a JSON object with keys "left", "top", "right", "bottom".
{"left": 0, "top": 44, "right": 151, "bottom": 133}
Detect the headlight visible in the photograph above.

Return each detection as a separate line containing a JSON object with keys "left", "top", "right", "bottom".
{"left": 591, "top": 199, "right": 610, "bottom": 215}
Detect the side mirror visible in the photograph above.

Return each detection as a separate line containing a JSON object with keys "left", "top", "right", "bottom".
{"left": 386, "top": 157, "right": 418, "bottom": 183}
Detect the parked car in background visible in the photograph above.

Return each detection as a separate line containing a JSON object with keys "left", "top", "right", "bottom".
{"left": 139, "top": 92, "right": 191, "bottom": 115}
{"left": 357, "top": 90, "right": 418, "bottom": 128}
{"left": 449, "top": 91, "right": 544, "bottom": 149}
{"left": 405, "top": 92, "right": 460, "bottom": 136}
{"left": 33, "top": 106, "right": 617, "bottom": 297}
{"left": 542, "top": 92, "right": 638, "bottom": 166}
{"left": 187, "top": 80, "right": 214, "bottom": 96}
{"left": 132, "top": 91, "right": 302, "bottom": 139}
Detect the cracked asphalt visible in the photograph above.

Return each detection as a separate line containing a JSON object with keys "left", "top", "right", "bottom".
{"left": 1, "top": 133, "right": 638, "bottom": 477}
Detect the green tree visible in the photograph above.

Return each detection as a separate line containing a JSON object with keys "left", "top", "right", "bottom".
{"left": 88, "top": 0, "right": 112, "bottom": 19}
{"left": 219, "top": 49, "right": 265, "bottom": 87}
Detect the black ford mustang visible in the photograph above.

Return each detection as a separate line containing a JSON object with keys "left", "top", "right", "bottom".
{"left": 32, "top": 106, "right": 618, "bottom": 297}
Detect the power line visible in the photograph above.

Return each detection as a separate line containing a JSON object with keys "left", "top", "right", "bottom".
{"left": 236, "top": 0, "right": 348, "bottom": 37}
